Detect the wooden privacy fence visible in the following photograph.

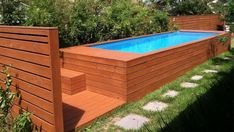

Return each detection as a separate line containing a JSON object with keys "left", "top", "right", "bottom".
{"left": 170, "top": 15, "right": 222, "bottom": 30}
{"left": 0, "top": 26, "right": 64, "bottom": 132}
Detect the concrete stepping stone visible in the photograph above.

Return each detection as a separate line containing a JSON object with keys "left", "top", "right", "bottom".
{"left": 223, "top": 57, "right": 231, "bottom": 60}
{"left": 191, "top": 75, "right": 203, "bottom": 81}
{"left": 143, "top": 101, "right": 168, "bottom": 112}
{"left": 212, "top": 65, "right": 220, "bottom": 69}
{"left": 203, "top": 69, "right": 218, "bottom": 73}
{"left": 180, "top": 82, "right": 198, "bottom": 88}
{"left": 163, "top": 90, "right": 179, "bottom": 98}
{"left": 114, "top": 114, "right": 149, "bottom": 130}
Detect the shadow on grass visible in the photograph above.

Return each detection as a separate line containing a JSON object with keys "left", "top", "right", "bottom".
{"left": 211, "top": 49, "right": 234, "bottom": 65}
{"left": 158, "top": 56, "right": 234, "bottom": 132}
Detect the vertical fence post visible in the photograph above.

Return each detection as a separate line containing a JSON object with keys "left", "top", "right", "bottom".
{"left": 48, "top": 28, "right": 64, "bottom": 132}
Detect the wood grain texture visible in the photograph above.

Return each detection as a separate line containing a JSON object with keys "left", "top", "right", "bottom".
{"left": 60, "top": 30, "right": 230, "bottom": 103}
{"left": 62, "top": 91, "right": 125, "bottom": 131}
{"left": 0, "top": 26, "right": 63, "bottom": 132}
{"left": 169, "top": 15, "right": 222, "bottom": 30}
{"left": 61, "top": 68, "right": 86, "bottom": 95}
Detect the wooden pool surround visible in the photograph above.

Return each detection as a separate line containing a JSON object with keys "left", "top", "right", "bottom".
{"left": 60, "top": 30, "right": 231, "bottom": 102}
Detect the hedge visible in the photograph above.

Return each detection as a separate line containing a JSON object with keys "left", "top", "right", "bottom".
{"left": 1, "top": 0, "right": 169, "bottom": 48}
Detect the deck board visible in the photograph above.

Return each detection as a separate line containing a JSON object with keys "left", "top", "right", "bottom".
{"left": 62, "top": 90, "right": 125, "bottom": 131}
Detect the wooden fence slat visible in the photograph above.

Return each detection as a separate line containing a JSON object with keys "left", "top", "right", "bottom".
{"left": 0, "top": 26, "right": 50, "bottom": 36}
{"left": 0, "top": 46, "right": 50, "bottom": 66}
{"left": 11, "top": 106, "right": 54, "bottom": 131}
{"left": 3, "top": 68, "right": 52, "bottom": 91}
{"left": 0, "top": 38, "right": 49, "bottom": 55}
{"left": 19, "top": 90, "right": 54, "bottom": 114}
{"left": 19, "top": 101, "right": 54, "bottom": 124}
{"left": 0, "top": 26, "right": 63, "bottom": 132}
{"left": 170, "top": 15, "right": 221, "bottom": 30}
{"left": 0, "top": 55, "right": 51, "bottom": 78}
{"left": 0, "top": 74, "right": 53, "bottom": 102}
{"left": 0, "top": 32, "right": 48, "bottom": 43}
{"left": 0, "top": 78, "right": 53, "bottom": 114}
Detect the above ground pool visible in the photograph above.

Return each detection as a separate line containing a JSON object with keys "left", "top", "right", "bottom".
{"left": 91, "top": 31, "right": 218, "bottom": 54}
{"left": 61, "top": 30, "right": 230, "bottom": 102}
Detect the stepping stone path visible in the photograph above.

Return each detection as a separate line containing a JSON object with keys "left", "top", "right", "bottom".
{"left": 163, "top": 90, "right": 179, "bottom": 98}
{"left": 143, "top": 101, "right": 168, "bottom": 112}
{"left": 114, "top": 114, "right": 149, "bottom": 130}
{"left": 203, "top": 69, "right": 218, "bottom": 73}
{"left": 180, "top": 82, "right": 198, "bottom": 88}
{"left": 212, "top": 65, "right": 220, "bottom": 69}
{"left": 223, "top": 57, "right": 231, "bottom": 60}
{"left": 191, "top": 75, "right": 203, "bottom": 81}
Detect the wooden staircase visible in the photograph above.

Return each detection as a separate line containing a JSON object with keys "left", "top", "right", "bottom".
{"left": 61, "top": 68, "right": 125, "bottom": 131}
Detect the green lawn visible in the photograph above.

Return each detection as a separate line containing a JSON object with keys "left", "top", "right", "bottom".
{"left": 79, "top": 38, "right": 234, "bottom": 132}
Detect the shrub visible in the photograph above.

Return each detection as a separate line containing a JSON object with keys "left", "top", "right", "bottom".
{"left": 0, "top": 65, "right": 19, "bottom": 126}
{"left": 141, "top": 0, "right": 213, "bottom": 16}
{"left": 225, "top": 0, "right": 234, "bottom": 24}
{"left": 24, "top": 0, "right": 71, "bottom": 47}
{"left": 3, "top": 0, "right": 169, "bottom": 47}
{"left": 68, "top": 0, "right": 106, "bottom": 45}
{"left": 229, "top": 24, "right": 234, "bottom": 33}
{"left": 13, "top": 112, "right": 32, "bottom": 132}
{"left": 0, "top": 0, "right": 27, "bottom": 25}
{"left": 169, "top": 0, "right": 212, "bottom": 16}
{"left": 68, "top": 0, "right": 169, "bottom": 45}
{"left": 0, "top": 65, "right": 32, "bottom": 131}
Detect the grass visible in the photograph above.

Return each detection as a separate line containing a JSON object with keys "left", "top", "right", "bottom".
{"left": 232, "top": 37, "right": 234, "bottom": 48}
{"left": 79, "top": 38, "right": 234, "bottom": 132}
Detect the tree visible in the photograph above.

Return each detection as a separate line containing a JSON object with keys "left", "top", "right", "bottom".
{"left": 140, "top": 0, "right": 213, "bottom": 16}
{"left": 225, "top": 0, "right": 234, "bottom": 33}
{"left": 225, "top": 0, "right": 234, "bottom": 24}
{"left": 68, "top": 0, "right": 169, "bottom": 45}
{"left": 24, "top": 0, "right": 72, "bottom": 47}
{"left": 169, "top": 0, "right": 213, "bottom": 16}
{"left": 0, "top": 0, "right": 27, "bottom": 25}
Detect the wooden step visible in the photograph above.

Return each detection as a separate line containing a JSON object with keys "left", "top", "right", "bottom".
{"left": 61, "top": 68, "right": 86, "bottom": 95}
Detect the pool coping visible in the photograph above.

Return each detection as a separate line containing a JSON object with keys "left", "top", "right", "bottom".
{"left": 60, "top": 30, "right": 227, "bottom": 66}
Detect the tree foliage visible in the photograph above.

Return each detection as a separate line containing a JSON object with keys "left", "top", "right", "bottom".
{"left": 225, "top": 0, "right": 234, "bottom": 23}
{"left": 0, "top": 0, "right": 27, "bottom": 25}
{"left": 24, "top": 0, "right": 72, "bottom": 47}
{"left": 140, "top": 0, "right": 213, "bottom": 16}
{"left": 169, "top": 0, "right": 212, "bottom": 16}
{"left": 68, "top": 0, "right": 168, "bottom": 46}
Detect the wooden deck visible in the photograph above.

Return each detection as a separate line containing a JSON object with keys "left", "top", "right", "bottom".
{"left": 62, "top": 91, "right": 125, "bottom": 131}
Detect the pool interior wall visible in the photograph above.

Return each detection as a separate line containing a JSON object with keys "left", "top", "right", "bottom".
{"left": 91, "top": 31, "right": 219, "bottom": 54}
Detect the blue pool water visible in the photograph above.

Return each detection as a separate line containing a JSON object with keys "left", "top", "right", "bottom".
{"left": 91, "top": 31, "right": 218, "bottom": 54}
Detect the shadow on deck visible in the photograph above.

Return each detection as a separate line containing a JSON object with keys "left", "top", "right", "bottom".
{"left": 62, "top": 91, "right": 125, "bottom": 131}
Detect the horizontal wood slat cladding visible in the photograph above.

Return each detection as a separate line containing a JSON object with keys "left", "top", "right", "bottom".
{"left": 126, "top": 42, "right": 209, "bottom": 80}
{"left": 212, "top": 33, "right": 231, "bottom": 55}
{"left": 0, "top": 38, "right": 50, "bottom": 55}
{"left": 127, "top": 51, "right": 207, "bottom": 93}
{"left": 127, "top": 56, "right": 207, "bottom": 101}
{"left": 0, "top": 26, "right": 63, "bottom": 132}
{"left": 170, "top": 15, "right": 221, "bottom": 30}
{"left": 60, "top": 30, "right": 230, "bottom": 103}
{"left": 0, "top": 46, "right": 50, "bottom": 66}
